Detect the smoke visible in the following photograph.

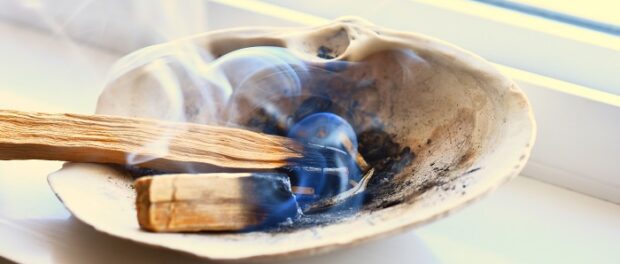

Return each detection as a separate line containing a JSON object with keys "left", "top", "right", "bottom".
{"left": 107, "top": 42, "right": 372, "bottom": 215}
{"left": 124, "top": 58, "right": 186, "bottom": 165}
{"left": 3, "top": 0, "right": 435, "bottom": 227}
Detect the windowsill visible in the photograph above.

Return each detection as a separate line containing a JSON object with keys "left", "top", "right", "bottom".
{"left": 1, "top": 161, "right": 618, "bottom": 263}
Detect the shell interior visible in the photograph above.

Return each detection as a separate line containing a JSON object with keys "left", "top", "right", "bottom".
{"left": 48, "top": 18, "right": 535, "bottom": 261}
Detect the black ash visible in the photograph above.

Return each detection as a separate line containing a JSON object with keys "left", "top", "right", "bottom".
{"left": 317, "top": 46, "right": 335, "bottom": 59}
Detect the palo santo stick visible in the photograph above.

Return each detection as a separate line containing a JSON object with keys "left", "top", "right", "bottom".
{"left": 135, "top": 173, "right": 299, "bottom": 232}
{"left": 291, "top": 186, "right": 315, "bottom": 195}
{"left": 0, "top": 109, "right": 305, "bottom": 171}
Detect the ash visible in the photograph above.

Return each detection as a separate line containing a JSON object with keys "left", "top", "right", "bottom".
{"left": 265, "top": 206, "right": 360, "bottom": 233}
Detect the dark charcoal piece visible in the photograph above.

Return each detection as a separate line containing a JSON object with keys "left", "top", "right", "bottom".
{"left": 358, "top": 129, "right": 401, "bottom": 165}
{"left": 367, "top": 147, "right": 415, "bottom": 187}
{"left": 362, "top": 141, "right": 416, "bottom": 208}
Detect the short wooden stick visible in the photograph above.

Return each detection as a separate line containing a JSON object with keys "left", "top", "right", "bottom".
{"left": 135, "top": 173, "right": 299, "bottom": 232}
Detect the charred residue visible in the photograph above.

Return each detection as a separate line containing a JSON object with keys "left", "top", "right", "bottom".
{"left": 126, "top": 166, "right": 168, "bottom": 179}
{"left": 358, "top": 129, "right": 415, "bottom": 207}
{"left": 317, "top": 46, "right": 335, "bottom": 59}
{"left": 227, "top": 58, "right": 427, "bottom": 231}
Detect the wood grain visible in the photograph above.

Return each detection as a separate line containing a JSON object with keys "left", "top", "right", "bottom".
{"left": 135, "top": 173, "right": 299, "bottom": 232}
{"left": 0, "top": 109, "right": 304, "bottom": 171}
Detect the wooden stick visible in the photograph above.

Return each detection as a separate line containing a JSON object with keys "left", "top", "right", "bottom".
{"left": 340, "top": 133, "right": 370, "bottom": 172}
{"left": 0, "top": 109, "right": 305, "bottom": 171}
{"left": 291, "top": 186, "right": 315, "bottom": 195}
{"left": 304, "top": 168, "right": 375, "bottom": 213}
{"left": 135, "top": 173, "right": 299, "bottom": 232}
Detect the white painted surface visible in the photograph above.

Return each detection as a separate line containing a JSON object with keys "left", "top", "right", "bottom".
{"left": 1, "top": 161, "right": 619, "bottom": 264}
{"left": 0, "top": 17, "right": 618, "bottom": 264}
{"left": 0, "top": 21, "right": 117, "bottom": 113}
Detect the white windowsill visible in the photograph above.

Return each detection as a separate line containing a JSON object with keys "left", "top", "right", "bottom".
{"left": 1, "top": 160, "right": 619, "bottom": 264}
